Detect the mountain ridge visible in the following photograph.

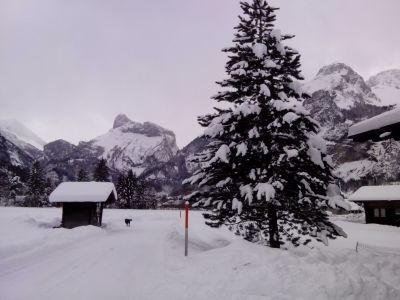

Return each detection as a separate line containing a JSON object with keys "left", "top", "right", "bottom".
{"left": 2, "top": 63, "right": 400, "bottom": 198}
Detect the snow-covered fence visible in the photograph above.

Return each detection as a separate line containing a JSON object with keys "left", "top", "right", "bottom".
{"left": 356, "top": 242, "right": 400, "bottom": 255}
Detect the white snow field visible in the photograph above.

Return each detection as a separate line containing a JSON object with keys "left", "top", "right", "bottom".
{"left": 1, "top": 208, "right": 400, "bottom": 300}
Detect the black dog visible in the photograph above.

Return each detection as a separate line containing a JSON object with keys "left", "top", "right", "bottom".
{"left": 125, "top": 218, "right": 132, "bottom": 227}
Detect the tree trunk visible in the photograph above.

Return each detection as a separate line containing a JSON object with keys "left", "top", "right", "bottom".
{"left": 268, "top": 203, "right": 280, "bottom": 248}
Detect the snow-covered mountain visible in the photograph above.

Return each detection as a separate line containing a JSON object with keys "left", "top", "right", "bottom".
{"left": 0, "top": 119, "right": 46, "bottom": 150}
{"left": 367, "top": 69, "right": 400, "bottom": 106}
{"left": 0, "top": 134, "right": 39, "bottom": 167}
{"left": 304, "top": 63, "right": 382, "bottom": 110}
{"left": 87, "top": 114, "right": 179, "bottom": 172}
{"left": 304, "top": 63, "right": 400, "bottom": 192}
{"left": 42, "top": 114, "right": 180, "bottom": 186}
{"left": 0, "top": 120, "right": 44, "bottom": 167}
{"left": 304, "top": 63, "right": 388, "bottom": 141}
{"left": 0, "top": 120, "right": 45, "bottom": 204}
{"left": 0, "top": 115, "right": 206, "bottom": 195}
{"left": 43, "top": 139, "right": 99, "bottom": 183}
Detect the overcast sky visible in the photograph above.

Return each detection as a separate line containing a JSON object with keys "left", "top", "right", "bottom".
{"left": 1, "top": 0, "right": 399, "bottom": 148}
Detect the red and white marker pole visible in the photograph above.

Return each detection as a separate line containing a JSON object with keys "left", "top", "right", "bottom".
{"left": 184, "top": 201, "right": 189, "bottom": 256}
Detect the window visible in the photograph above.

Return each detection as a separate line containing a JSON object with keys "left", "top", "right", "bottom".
{"left": 395, "top": 208, "right": 400, "bottom": 216}
{"left": 374, "top": 208, "right": 380, "bottom": 217}
{"left": 373, "top": 208, "right": 386, "bottom": 218}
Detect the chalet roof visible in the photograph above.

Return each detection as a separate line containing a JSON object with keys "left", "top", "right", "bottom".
{"left": 349, "top": 185, "right": 400, "bottom": 202}
{"left": 49, "top": 182, "right": 117, "bottom": 203}
{"left": 348, "top": 108, "right": 400, "bottom": 142}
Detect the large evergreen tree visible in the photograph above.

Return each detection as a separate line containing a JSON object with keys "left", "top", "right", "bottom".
{"left": 93, "top": 159, "right": 110, "bottom": 182}
{"left": 185, "top": 0, "right": 349, "bottom": 248}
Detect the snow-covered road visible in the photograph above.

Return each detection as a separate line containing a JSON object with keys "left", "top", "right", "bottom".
{"left": 0, "top": 208, "right": 233, "bottom": 300}
{"left": 1, "top": 207, "right": 400, "bottom": 300}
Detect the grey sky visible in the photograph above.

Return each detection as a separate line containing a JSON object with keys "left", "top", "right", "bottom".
{"left": 1, "top": 0, "right": 399, "bottom": 148}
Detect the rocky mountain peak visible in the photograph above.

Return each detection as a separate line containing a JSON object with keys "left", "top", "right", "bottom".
{"left": 366, "top": 70, "right": 400, "bottom": 107}
{"left": 112, "top": 114, "right": 175, "bottom": 138}
{"left": 367, "top": 69, "right": 400, "bottom": 88}
{"left": 316, "top": 62, "right": 358, "bottom": 77}
{"left": 88, "top": 115, "right": 179, "bottom": 171}
{"left": 44, "top": 139, "right": 77, "bottom": 161}
{"left": 304, "top": 62, "right": 381, "bottom": 110}
{"left": 113, "top": 114, "right": 132, "bottom": 129}
{"left": 121, "top": 121, "right": 175, "bottom": 138}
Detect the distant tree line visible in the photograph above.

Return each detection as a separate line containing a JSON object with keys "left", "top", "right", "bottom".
{"left": 0, "top": 158, "right": 157, "bottom": 209}
{"left": 0, "top": 161, "right": 53, "bottom": 207}
{"left": 115, "top": 170, "right": 157, "bottom": 209}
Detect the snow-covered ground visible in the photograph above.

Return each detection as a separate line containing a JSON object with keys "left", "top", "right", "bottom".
{"left": 1, "top": 207, "right": 400, "bottom": 300}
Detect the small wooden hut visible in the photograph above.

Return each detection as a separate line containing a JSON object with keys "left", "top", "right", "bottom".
{"left": 349, "top": 185, "right": 400, "bottom": 226}
{"left": 49, "top": 182, "right": 117, "bottom": 228}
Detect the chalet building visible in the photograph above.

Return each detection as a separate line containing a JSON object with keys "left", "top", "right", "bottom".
{"left": 49, "top": 182, "right": 117, "bottom": 229}
{"left": 349, "top": 185, "right": 400, "bottom": 226}
{"left": 348, "top": 108, "right": 400, "bottom": 226}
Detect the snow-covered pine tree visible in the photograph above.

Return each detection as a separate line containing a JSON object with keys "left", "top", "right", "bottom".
{"left": 140, "top": 184, "right": 157, "bottom": 209}
{"left": 93, "top": 159, "right": 110, "bottom": 182}
{"left": 134, "top": 177, "right": 148, "bottom": 209}
{"left": 77, "top": 168, "right": 90, "bottom": 182}
{"left": 0, "top": 169, "right": 12, "bottom": 206}
{"left": 184, "top": 0, "right": 349, "bottom": 248}
{"left": 26, "top": 161, "right": 47, "bottom": 207}
{"left": 116, "top": 170, "right": 137, "bottom": 208}
{"left": 0, "top": 166, "right": 28, "bottom": 206}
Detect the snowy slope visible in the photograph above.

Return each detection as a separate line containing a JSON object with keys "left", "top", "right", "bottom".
{"left": 0, "top": 120, "right": 44, "bottom": 167}
{"left": 139, "top": 136, "right": 210, "bottom": 195}
{"left": 89, "top": 114, "right": 179, "bottom": 172}
{"left": 367, "top": 69, "right": 400, "bottom": 107}
{"left": 0, "top": 119, "right": 46, "bottom": 150}
{"left": 1, "top": 207, "right": 400, "bottom": 300}
{"left": 334, "top": 160, "right": 376, "bottom": 183}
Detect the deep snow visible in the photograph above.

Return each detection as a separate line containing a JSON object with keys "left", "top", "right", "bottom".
{"left": 1, "top": 207, "right": 400, "bottom": 300}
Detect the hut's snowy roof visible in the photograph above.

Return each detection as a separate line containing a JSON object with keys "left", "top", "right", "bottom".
{"left": 349, "top": 185, "right": 400, "bottom": 202}
{"left": 49, "top": 182, "right": 117, "bottom": 203}
{"left": 348, "top": 108, "right": 400, "bottom": 141}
